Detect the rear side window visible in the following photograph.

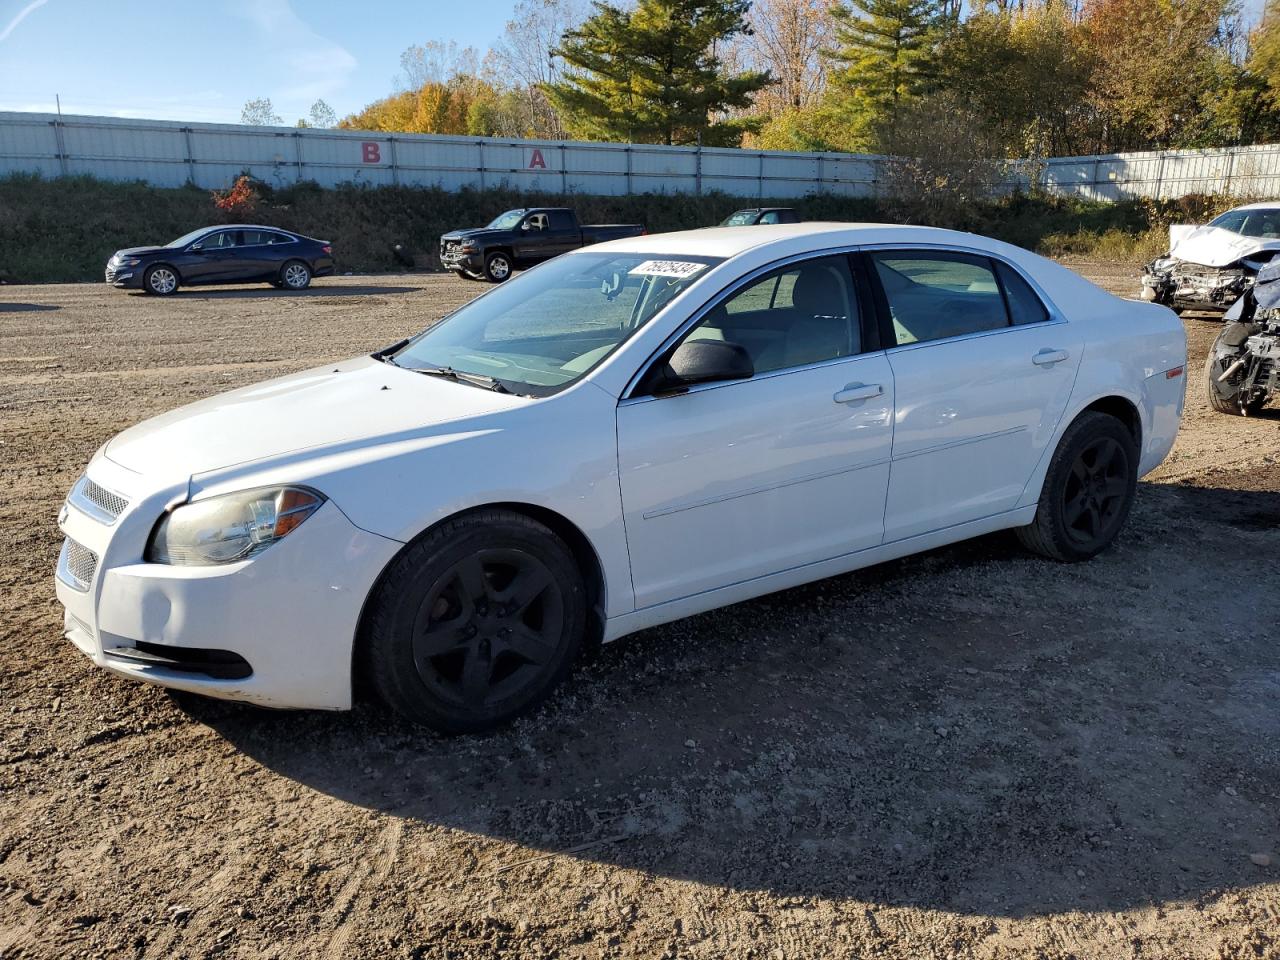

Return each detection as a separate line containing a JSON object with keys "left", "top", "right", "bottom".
{"left": 548, "top": 210, "right": 575, "bottom": 231}
{"left": 872, "top": 252, "right": 1008, "bottom": 346}
{"left": 266, "top": 232, "right": 293, "bottom": 245}
{"left": 996, "top": 262, "right": 1050, "bottom": 325}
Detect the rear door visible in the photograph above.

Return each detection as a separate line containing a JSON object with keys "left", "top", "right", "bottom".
{"left": 616, "top": 254, "right": 895, "bottom": 609}
{"left": 544, "top": 209, "right": 583, "bottom": 256}
{"left": 238, "top": 229, "right": 293, "bottom": 280}
{"left": 866, "top": 249, "right": 1083, "bottom": 542}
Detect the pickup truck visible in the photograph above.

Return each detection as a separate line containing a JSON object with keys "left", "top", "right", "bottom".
{"left": 440, "top": 208, "right": 646, "bottom": 282}
{"left": 719, "top": 207, "right": 800, "bottom": 226}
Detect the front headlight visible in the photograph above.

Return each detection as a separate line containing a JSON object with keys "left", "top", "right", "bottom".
{"left": 120, "top": 258, "right": 141, "bottom": 267}
{"left": 146, "top": 486, "right": 325, "bottom": 565}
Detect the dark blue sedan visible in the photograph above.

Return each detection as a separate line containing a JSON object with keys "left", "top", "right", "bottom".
{"left": 105, "top": 225, "right": 334, "bottom": 295}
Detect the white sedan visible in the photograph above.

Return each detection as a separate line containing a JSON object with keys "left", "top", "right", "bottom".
{"left": 56, "top": 224, "right": 1187, "bottom": 732}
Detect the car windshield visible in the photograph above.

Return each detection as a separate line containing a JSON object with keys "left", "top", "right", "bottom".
{"left": 486, "top": 209, "right": 528, "bottom": 229}
{"left": 1209, "top": 208, "right": 1280, "bottom": 238}
{"left": 720, "top": 210, "right": 758, "bottom": 226}
{"left": 390, "top": 251, "right": 722, "bottom": 396}
{"left": 167, "top": 228, "right": 210, "bottom": 248}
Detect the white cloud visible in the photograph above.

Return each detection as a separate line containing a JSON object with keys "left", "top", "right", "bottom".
{"left": 234, "top": 0, "right": 357, "bottom": 104}
{"left": 0, "top": 0, "right": 49, "bottom": 44}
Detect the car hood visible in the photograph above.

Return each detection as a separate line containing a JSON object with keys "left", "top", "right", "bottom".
{"left": 113, "top": 245, "right": 168, "bottom": 258}
{"left": 104, "top": 356, "right": 524, "bottom": 479}
{"left": 442, "top": 228, "right": 510, "bottom": 243}
{"left": 1168, "top": 226, "right": 1280, "bottom": 268}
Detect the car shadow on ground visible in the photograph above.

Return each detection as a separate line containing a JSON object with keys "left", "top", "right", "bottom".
{"left": 188, "top": 478, "right": 1280, "bottom": 918}
{"left": 0, "top": 303, "right": 59, "bottom": 312}
{"left": 126, "top": 285, "right": 418, "bottom": 300}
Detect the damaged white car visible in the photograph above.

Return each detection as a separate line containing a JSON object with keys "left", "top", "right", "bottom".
{"left": 1141, "top": 202, "right": 1280, "bottom": 313}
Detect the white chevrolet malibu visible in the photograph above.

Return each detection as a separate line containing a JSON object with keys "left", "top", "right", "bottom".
{"left": 56, "top": 224, "right": 1186, "bottom": 732}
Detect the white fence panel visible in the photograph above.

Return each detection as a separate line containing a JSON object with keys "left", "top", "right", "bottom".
{"left": 5, "top": 110, "right": 1280, "bottom": 202}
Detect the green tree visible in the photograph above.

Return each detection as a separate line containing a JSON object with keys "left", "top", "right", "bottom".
{"left": 937, "top": 3, "right": 1095, "bottom": 157}
{"left": 545, "top": 0, "right": 772, "bottom": 146}
{"left": 825, "top": 0, "right": 943, "bottom": 144}
{"left": 1081, "top": 0, "right": 1238, "bottom": 150}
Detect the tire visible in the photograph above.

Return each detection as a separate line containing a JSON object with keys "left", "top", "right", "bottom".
{"left": 1205, "top": 324, "right": 1267, "bottom": 416}
{"left": 143, "top": 264, "right": 179, "bottom": 296}
{"left": 1016, "top": 411, "right": 1138, "bottom": 562}
{"left": 280, "top": 260, "right": 312, "bottom": 290}
{"left": 483, "top": 251, "right": 513, "bottom": 283}
{"left": 362, "top": 510, "right": 587, "bottom": 734}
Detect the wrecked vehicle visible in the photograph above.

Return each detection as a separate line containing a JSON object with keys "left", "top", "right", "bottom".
{"left": 1206, "top": 258, "right": 1280, "bottom": 416}
{"left": 1141, "top": 203, "right": 1280, "bottom": 313}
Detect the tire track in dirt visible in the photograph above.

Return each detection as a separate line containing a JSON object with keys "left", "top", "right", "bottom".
{"left": 321, "top": 818, "right": 404, "bottom": 960}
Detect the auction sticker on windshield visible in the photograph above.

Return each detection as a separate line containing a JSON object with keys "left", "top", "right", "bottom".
{"left": 628, "top": 260, "right": 708, "bottom": 279}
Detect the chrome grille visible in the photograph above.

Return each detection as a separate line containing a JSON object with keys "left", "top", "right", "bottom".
{"left": 81, "top": 477, "right": 128, "bottom": 519}
{"left": 58, "top": 538, "right": 98, "bottom": 591}
{"left": 69, "top": 475, "right": 128, "bottom": 524}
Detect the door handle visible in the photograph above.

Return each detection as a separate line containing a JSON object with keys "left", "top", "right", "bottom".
{"left": 833, "top": 383, "right": 883, "bottom": 404}
{"left": 1032, "top": 349, "right": 1070, "bottom": 366}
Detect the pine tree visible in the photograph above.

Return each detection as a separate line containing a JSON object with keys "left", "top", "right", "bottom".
{"left": 545, "top": 0, "right": 772, "bottom": 146}
{"left": 826, "top": 0, "right": 941, "bottom": 140}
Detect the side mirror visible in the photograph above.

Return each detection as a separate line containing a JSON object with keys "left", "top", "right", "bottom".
{"left": 650, "top": 340, "right": 753, "bottom": 395}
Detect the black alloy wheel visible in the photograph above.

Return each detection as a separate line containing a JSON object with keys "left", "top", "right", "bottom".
{"left": 363, "top": 510, "right": 586, "bottom": 733}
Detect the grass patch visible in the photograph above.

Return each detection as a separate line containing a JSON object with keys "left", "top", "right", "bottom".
{"left": 0, "top": 172, "right": 1241, "bottom": 284}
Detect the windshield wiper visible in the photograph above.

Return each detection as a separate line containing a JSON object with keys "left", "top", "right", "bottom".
{"left": 415, "top": 365, "right": 511, "bottom": 393}
{"left": 371, "top": 337, "right": 410, "bottom": 364}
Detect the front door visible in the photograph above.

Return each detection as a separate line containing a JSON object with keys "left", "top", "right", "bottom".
{"left": 617, "top": 254, "right": 895, "bottom": 609}
{"left": 183, "top": 230, "right": 242, "bottom": 283}
{"left": 867, "top": 249, "right": 1084, "bottom": 542}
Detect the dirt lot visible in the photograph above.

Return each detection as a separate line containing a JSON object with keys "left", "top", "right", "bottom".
{"left": 1, "top": 265, "right": 1278, "bottom": 960}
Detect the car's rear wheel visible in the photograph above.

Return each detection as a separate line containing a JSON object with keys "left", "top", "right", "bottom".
{"left": 280, "top": 260, "right": 312, "bottom": 290}
{"left": 143, "top": 265, "right": 179, "bottom": 296}
{"left": 1016, "top": 411, "right": 1138, "bottom": 562}
{"left": 362, "top": 510, "right": 586, "bottom": 733}
{"left": 484, "top": 252, "right": 512, "bottom": 283}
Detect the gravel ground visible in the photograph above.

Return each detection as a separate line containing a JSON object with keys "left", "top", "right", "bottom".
{"left": 1, "top": 265, "right": 1278, "bottom": 960}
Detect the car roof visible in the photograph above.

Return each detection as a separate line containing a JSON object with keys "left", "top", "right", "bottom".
{"left": 209, "top": 224, "right": 297, "bottom": 232}
{"left": 585, "top": 222, "right": 1002, "bottom": 259}
{"left": 1224, "top": 202, "right": 1280, "bottom": 212}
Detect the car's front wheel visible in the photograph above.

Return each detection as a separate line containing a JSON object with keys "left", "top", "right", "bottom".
{"left": 362, "top": 510, "right": 587, "bottom": 733}
{"left": 484, "top": 252, "right": 512, "bottom": 283}
{"left": 143, "top": 264, "right": 179, "bottom": 296}
{"left": 280, "top": 260, "right": 312, "bottom": 290}
{"left": 1016, "top": 411, "right": 1138, "bottom": 562}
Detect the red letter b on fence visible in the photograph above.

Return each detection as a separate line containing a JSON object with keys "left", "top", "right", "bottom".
{"left": 362, "top": 142, "right": 381, "bottom": 164}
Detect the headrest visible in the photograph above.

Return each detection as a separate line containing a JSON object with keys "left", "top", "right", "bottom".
{"left": 792, "top": 266, "right": 846, "bottom": 317}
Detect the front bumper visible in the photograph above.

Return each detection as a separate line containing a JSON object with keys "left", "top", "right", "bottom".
{"left": 1141, "top": 259, "right": 1253, "bottom": 312}
{"left": 55, "top": 457, "right": 402, "bottom": 710}
{"left": 439, "top": 240, "right": 481, "bottom": 274}
{"left": 105, "top": 262, "right": 142, "bottom": 288}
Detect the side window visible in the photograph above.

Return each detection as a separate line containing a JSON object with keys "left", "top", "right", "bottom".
{"left": 240, "top": 230, "right": 266, "bottom": 246}
{"left": 996, "top": 262, "right": 1050, "bottom": 325}
{"left": 679, "top": 255, "right": 859, "bottom": 375}
{"left": 758, "top": 211, "right": 781, "bottom": 225}
{"left": 523, "top": 213, "right": 548, "bottom": 232}
{"left": 266, "top": 232, "right": 293, "bottom": 245}
{"left": 197, "top": 231, "right": 235, "bottom": 250}
{"left": 548, "top": 210, "right": 575, "bottom": 231}
{"left": 871, "top": 252, "right": 1008, "bottom": 346}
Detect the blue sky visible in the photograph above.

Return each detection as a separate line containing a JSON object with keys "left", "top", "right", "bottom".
{"left": 0, "top": 0, "right": 527, "bottom": 123}
{"left": 0, "top": 0, "right": 1268, "bottom": 126}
